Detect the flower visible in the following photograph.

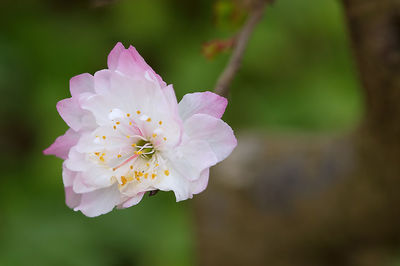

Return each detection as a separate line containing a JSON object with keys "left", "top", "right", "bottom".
{"left": 44, "top": 43, "right": 237, "bottom": 217}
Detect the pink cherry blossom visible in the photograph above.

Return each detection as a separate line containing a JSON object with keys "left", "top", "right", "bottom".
{"left": 44, "top": 43, "right": 237, "bottom": 217}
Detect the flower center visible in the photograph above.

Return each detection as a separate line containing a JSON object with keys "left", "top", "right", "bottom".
{"left": 134, "top": 139, "right": 155, "bottom": 159}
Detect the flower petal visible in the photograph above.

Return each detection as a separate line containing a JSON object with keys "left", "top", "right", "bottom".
{"left": 73, "top": 166, "right": 114, "bottom": 193}
{"left": 65, "top": 186, "right": 81, "bottom": 209}
{"left": 118, "top": 192, "right": 145, "bottom": 209}
{"left": 109, "top": 43, "right": 166, "bottom": 87}
{"left": 74, "top": 185, "right": 121, "bottom": 217}
{"left": 178, "top": 91, "right": 228, "bottom": 121}
{"left": 190, "top": 168, "right": 210, "bottom": 195}
{"left": 107, "top": 42, "right": 125, "bottom": 70}
{"left": 70, "top": 73, "right": 94, "bottom": 97}
{"left": 62, "top": 162, "right": 77, "bottom": 187}
{"left": 65, "top": 147, "right": 89, "bottom": 172}
{"left": 154, "top": 169, "right": 191, "bottom": 201}
{"left": 183, "top": 114, "right": 237, "bottom": 162}
{"left": 164, "top": 139, "right": 218, "bottom": 181}
{"left": 56, "top": 96, "right": 96, "bottom": 132}
{"left": 43, "top": 129, "right": 79, "bottom": 159}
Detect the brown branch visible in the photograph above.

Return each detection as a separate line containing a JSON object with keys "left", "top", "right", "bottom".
{"left": 214, "top": 0, "right": 268, "bottom": 97}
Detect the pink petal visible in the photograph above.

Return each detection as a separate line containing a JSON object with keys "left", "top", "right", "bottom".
{"left": 62, "top": 162, "right": 77, "bottom": 186}
{"left": 183, "top": 114, "right": 237, "bottom": 161}
{"left": 74, "top": 185, "right": 121, "bottom": 217}
{"left": 165, "top": 139, "right": 218, "bottom": 181}
{"left": 72, "top": 166, "right": 114, "bottom": 193}
{"left": 43, "top": 129, "right": 79, "bottom": 159}
{"left": 65, "top": 147, "right": 90, "bottom": 172}
{"left": 163, "top": 84, "right": 178, "bottom": 111}
{"left": 56, "top": 97, "right": 95, "bottom": 132}
{"left": 178, "top": 91, "right": 228, "bottom": 121}
{"left": 65, "top": 186, "right": 81, "bottom": 208}
{"left": 127, "top": 45, "right": 166, "bottom": 87}
{"left": 118, "top": 192, "right": 145, "bottom": 209}
{"left": 154, "top": 169, "right": 192, "bottom": 202}
{"left": 93, "top": 69, "right": 112, "bottom": 95}
{"left": 190, "top": 168, "right": 210, "bottom": 195}
{"left": 109, "top": 42, "right": 166, "bottom": 87}
{"left": 70, "top": 73, "right": 94, "bottom": 97}
{"left": 107, "top": 42, "right": 125, "bottom": 70}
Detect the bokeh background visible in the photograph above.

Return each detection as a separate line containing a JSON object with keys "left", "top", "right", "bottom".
{"left": 0, "top": 0, "right": 363, "bottom": 265}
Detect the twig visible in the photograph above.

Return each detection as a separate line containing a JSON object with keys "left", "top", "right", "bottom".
{"left": 214, "top": 0, "right": 268, "bottom": 97}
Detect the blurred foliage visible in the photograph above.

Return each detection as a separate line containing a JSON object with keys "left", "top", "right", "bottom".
{"left": 213, "top": 0, "right": 247, "bottom": 30}
{"left": 0, "top": 0, "right": 361, "bottom": 265}
{"left": 202, "top": 37, "right": 234, "bottom": 60}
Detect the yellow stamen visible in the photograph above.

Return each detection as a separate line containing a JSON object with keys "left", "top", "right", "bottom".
{"left": 129, "top": 122, "right": 132, "bottom": 125}
{"left": 144, "top": 173, "right": 148, "bottom": 179}
{"left": 102, "top": 136, "right": 106, "bottom": 140}
{"left": 113, "top": 125, "right": 116, "bottom": 130}
{"left": 151, "top": 173, "right": 157, "bottom": 179}
{"left": 117, "top": 154, "right": 121, "bottom": 158}
{"left": 136, "top": 110, "right": 141, "bottom": 114}
{"left": 131, "top": 143, "right": 136, "bottom": 147}
{"left": 164, "top": 170, "right": 170, "bottom": 176}
{"left": 94, "top": 152, "right": 100, "bottom": 156}
{"left": 152, "top": 133, "right": 157, "bottom": 138}
{"left": 163, "top": 137, "right": 167, "bottom": 141}
{"left": 126, "top": 113, "right": 130, "bottom": 117}
{"left": 146, "top": 163, "right": 150, "bottom": 167}
{"left": 127, "top": 177, "right": 134, "bottom": 182}
{"left": 146, "top": 117, "right": 151, "bottom": 122}
{"left": 99, "top": 156, "right": 105, "bottom": 162}
{"left": 159, "top": 121, "right": 162, "bottom": 125}
{"left": 121, "top": 176, "right": 127, "bottom": 185}
{"left": 135, "top": 151, "right": 143, "bottom": 155}
{"left": 116, "top": 121, "right": 120, "bottom": 125}
{"left": 130, "top": 165, "right": 133, "bottom": 170}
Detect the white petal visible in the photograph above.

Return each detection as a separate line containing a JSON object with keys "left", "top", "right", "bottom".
{"left": 43, "top": 129, "right": 79, "bottom": 160}
{"left": 70, "top": 73, "right": 94, "bottom": 97}
{"left": 184, "top": 114, "right": 237, "bottom": 162}
{"left": 190, "top": 168, "right": 210, "bottom": 195}
{"left": 178, "top": 91, "right": 227, "bottom": 121}
{"left": 74, "top": 185, "right": 121, "bottom": 217}
{"left": 65, "top": 186, "right": 82, "bottom": 209}
{"left": 118, "top": 192, "right": 145, "bottom": 209}
{"left": 164, "top": 139, "right": 217, "bottom": 181}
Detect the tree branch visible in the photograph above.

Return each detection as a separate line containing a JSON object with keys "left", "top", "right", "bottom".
{"left": 214, "top": 0, "right": 268, "bottom": 97}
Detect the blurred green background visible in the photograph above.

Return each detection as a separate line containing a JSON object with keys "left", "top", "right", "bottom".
{"left": 0, "top": 0, "right": 361, "bottom": 265}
